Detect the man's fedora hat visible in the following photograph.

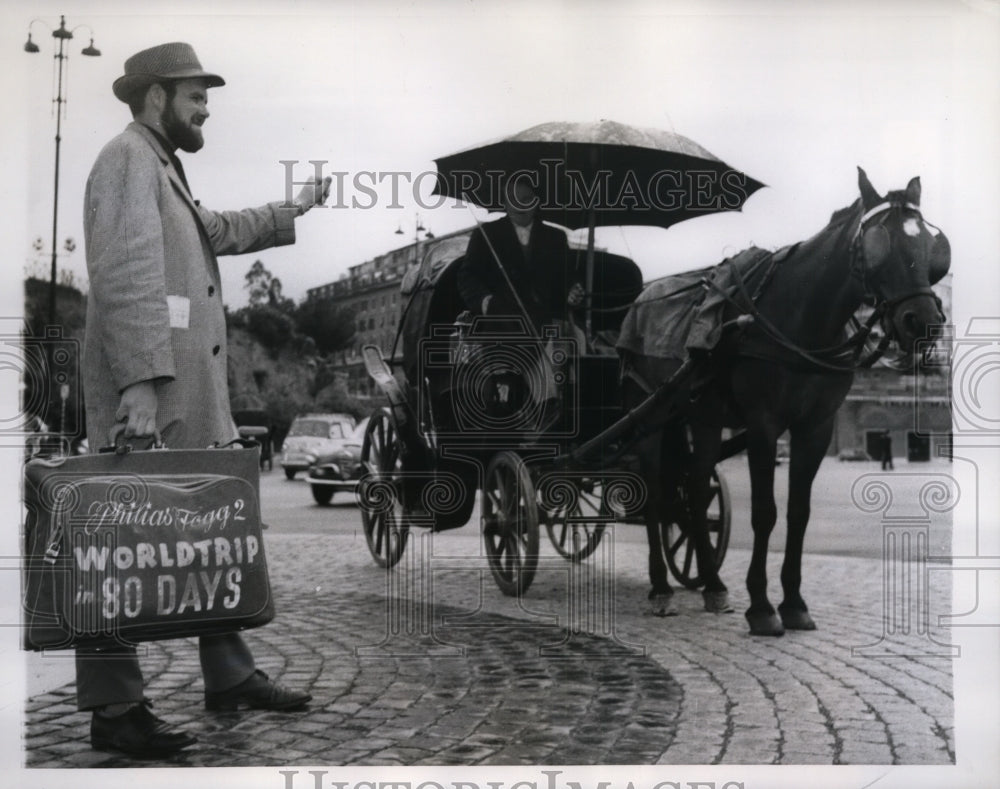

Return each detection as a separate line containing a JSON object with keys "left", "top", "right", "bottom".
{"left": 113, "top": 42, "right": 225, "bottom": 103}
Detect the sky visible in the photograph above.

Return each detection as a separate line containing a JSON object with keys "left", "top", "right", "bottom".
{"left": 1, "top": 1, "right": 999, "bottom": 787}
{"left": 4, "top": 0, "right": 998, "bottom": 315}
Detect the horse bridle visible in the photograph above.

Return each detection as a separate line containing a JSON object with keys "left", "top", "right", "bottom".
{"left": 849, "top": 199, "right": 944, "bottom": 317}
{"left": 705, "top": 199, "right": 944, "bottom": 373}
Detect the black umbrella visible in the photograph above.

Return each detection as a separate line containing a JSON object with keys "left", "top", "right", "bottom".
{"left": 432, "top": 119, "right": 764, "bottom": 231}
{"left": 432, "top": 120, "right": 764, "bottom": 338}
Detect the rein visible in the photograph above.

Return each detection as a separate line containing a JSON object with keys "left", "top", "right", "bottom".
{"left": 704, "top": 266, "right": 886, "bottom": 373}
{"left": 713, "top": 200, "right": 936, "bottom": 373}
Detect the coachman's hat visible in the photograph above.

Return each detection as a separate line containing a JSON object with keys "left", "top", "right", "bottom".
{"left": 113, "top": 42, "right": 225, "bottom": 103}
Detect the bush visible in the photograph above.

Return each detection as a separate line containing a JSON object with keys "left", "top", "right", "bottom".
{"left": 241, "top": 305, "right": 296, "bottom": 355}
{"left": 294, "top": 298, "right": 356, "bottom": 354}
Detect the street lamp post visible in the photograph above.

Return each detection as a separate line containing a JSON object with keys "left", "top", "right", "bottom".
{"left": 395, "top": 213, "right": 435, "bottom": 267}
{"left": 24, "top": 14, "right": 101, "bottom": 329}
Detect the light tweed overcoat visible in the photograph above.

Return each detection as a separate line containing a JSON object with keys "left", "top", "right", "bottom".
{"left": 82, "top": 121, "right": 297, "bottom": 450}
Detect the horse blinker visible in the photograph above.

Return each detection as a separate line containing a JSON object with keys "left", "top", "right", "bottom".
{"left": 861, "top": 224, "right": 892, "bottom": 272}
{"left": 928, "top": 232, "right": 951, "bottom": 284}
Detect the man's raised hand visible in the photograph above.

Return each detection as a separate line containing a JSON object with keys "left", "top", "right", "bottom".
{"left": 294, "top": 175, "right": 333, "bottom": 213}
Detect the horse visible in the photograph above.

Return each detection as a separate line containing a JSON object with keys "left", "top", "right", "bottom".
{"left": 621, "top": 167, "right": 951, "bottom": 635}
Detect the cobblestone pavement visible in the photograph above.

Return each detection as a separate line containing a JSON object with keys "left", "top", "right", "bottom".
{"left": 24, "top": 525, "right": 954, "bottom": 768}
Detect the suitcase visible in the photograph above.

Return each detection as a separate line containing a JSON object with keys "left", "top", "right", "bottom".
{"left": 22, "top": 441, "right": 274, "bottom": 650}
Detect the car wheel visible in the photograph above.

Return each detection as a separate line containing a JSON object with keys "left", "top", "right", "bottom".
{"left": 284, "top": 468, "right": 297, "bottom": 480}
{"left": 311, "top": 485, "right": 334, "bottom": 506}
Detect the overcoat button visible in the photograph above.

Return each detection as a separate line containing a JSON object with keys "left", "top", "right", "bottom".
{"left": 208, "top": 286, "right": 215, "bottom": 296}
{"left": 212, "top": 345, "right": 220, "bottom": 355}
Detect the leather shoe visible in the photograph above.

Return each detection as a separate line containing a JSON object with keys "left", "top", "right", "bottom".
{"left": 91, "top": 700, "right": 197, "bottom": 757}
{"left": 205, "top": 669, "right": 311, "bottom": 712}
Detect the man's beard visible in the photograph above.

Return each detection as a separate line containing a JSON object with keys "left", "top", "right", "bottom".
{"left": 162, "top": 102, "right": 204, "bottom": 153}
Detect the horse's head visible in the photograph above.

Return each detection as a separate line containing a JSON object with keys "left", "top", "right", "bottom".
{"left": 855, "top": 167, "right": 949, "bottom": 354}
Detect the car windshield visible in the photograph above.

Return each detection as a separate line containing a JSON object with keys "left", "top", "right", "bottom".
{"left": 289, "top": 419, "right": 345, "bottom": 438}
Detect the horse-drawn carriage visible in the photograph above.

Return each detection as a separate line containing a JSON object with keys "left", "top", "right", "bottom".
{"left": 358, "top": 230, "right": 740, "bottom": 598}
{"left": 357, "top": 120, "right": 951, "bottom": 635}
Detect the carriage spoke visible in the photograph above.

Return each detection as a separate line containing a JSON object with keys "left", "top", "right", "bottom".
{"left": 500, "top": 469, "right": 518, "bottom": 518}
{"left": 541, "top": 477, "right": 607, "bottom": 562}
{"left": 504, "top": 535, "right": 517, "bottom": 577}
{"left": 373, "top": 513, "right": 385, "bottom": 555}
{"left": 667, "top": 530, "right": 687, "bottom": 558}
{"left": 682, "top": 538, "right": 695, "bottom": 577}
{"left": 663, "top": 466, "right": 731, "bottom": 589}
{"left": 485, "top": 489, "right": 504, "bottom": 518}
{"left": 360, "top": 411, "right": 409, "bottom": 569}
{"left": 482, "top": 452, "right": 539, "bottom": 595}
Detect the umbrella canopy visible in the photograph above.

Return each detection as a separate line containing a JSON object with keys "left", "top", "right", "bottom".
{"left": 433, "top": 119, "right": 765, "bottom": 230}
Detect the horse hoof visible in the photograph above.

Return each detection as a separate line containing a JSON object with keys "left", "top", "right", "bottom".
{"left": 648, "top": 593, "right": 678, "bottom": 617}
{"left": 779, "top": 607, "right": 817, "bottom": 631}
{"left": 702, "top": 589, "right": 734, "bottom": 614}
{"left": 746, "top": 610, "right": 785, "bottom": 636}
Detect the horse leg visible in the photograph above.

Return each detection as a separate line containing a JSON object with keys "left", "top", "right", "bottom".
{"left": 637, "top": 428, "right": 676, "bottom": 616}
{"left": 685, "top": 419, "right": 732, "bottom": 613}
{"left": 745, "top": 428, "right": 784, "bottom": 636}
{"left": 778, "top": 415, "right": 836, "bottom": 630}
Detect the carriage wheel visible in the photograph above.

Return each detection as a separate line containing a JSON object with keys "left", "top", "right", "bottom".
{"left": 359, "top": 410, "right": 409, "bottom": 568}
{"left": 542, "top": 477, "right": 607, "bottom": 562}
{"left": 482, "top": 451, "right": 540, "bottom": 596}
{"left": 664, "top": 467, "right": 731, "bottom": 589}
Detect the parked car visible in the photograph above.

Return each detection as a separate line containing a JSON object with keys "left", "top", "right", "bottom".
{"left": 233, "top": 409, "right": 275, "bottom": 471}
{"left": 306, "top": 417, "right": 368, "bottom": 505}
{"left": 838, "top": 446, "right": 871, "bottom": 462}
{"left": 279, "top": 413, "right": 356, "bottom": 480}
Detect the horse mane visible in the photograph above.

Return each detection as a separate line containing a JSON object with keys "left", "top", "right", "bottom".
{"left": 827, "top": 198, "right": 862, "bottom": 228}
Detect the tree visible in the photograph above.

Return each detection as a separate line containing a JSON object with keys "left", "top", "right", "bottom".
{"left": 22, "top": 277, "right": 87, "bottom": 439}
{"left": 294, "top": 298, "right": 357, "bottom": 354}
{"left": 244, "top": 259, "right": 294, "bottom": 312}
{"left": 242, "top": 306, "right": 296, "bottom": 355}
{"left": 244, "top": 260, "right": 271, "bottom": 306}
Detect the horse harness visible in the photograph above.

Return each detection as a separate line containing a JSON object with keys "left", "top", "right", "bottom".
{"left": 849, "top": 200, "right": 945, "bottom": 315}
{"left": 705, "top": 199, "right": 943, "bottom": 374}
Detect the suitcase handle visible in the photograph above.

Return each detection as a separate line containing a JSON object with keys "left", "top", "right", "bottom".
{"left": 102, "top": 422, "right": 166, "bottom": 454}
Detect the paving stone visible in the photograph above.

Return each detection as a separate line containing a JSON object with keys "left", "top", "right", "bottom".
{"left": 780, "top": 750, "right": 835, "bottom": 764}
{"left": 838, "top": 743, "right": 895, "bottom": 764}
{"left": 22, "top": 531, "right": 954, "bottom": 768}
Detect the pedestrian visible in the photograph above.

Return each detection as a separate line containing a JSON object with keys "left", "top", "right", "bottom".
{"left": 78, "top": 41, "right": 331, "bottom": 757}
{"left": 881, "top": 430, "right": 895, "bottom": 470}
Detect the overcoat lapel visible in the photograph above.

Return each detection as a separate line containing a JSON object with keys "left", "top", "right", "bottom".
{"left": 129, "top": 123, "right": 213, "bottom": 248}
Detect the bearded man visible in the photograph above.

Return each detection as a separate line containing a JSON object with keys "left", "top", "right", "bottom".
{"left": 78, "top": 42, "right": 330, "bottom": 757}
